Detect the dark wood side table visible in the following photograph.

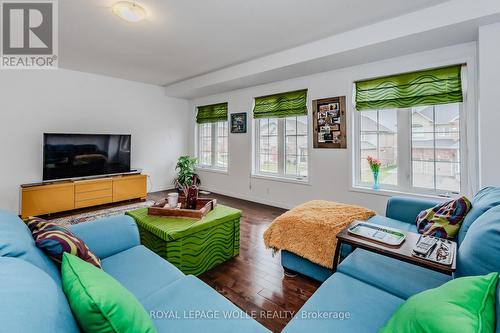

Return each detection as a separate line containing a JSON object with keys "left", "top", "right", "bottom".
{"left": 333, "top": 223, "right": 457, "bottom": 275}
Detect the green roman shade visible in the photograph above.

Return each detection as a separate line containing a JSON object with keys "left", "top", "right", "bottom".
{"left": 253, "top": 89, "right": 308, "bottom": 119}
{"left": 355, "top": 65, "right": 464, "bottom": 111}
{"left": 196, "top": 102, "right": 228, "bottom": 123}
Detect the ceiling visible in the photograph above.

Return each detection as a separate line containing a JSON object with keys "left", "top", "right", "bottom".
{"left": 59, "top": 0, "right": 449, "bottom": 86}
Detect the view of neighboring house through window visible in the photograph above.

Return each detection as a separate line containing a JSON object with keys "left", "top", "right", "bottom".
{"left": 198, "top": 121, "right": 228, "bottom": 170}
{"left": 196, "top": 102, "right": 229, "bottom": 171}
{"left": 215, "top": 121, "right": 229, "bottom": 168}
{"left": 198, "top": 122, "right": 212, "bottom": 167}
{"left": 358, "top": 103, "right": 461, "bottom": 194}
{"left": 285, "top": 116, "right": 308, "bottom": 177}
{"left": 360, "top": 109, "right": 398, "bottom": 186}
{"left": 258, "top": 118, "right": 279, "bottom": 173}
{"left": 411, "top": 104, "right": 460, "bottom": 193}
{"left": 253, "top": 89, "right": 309, "bottom": 180}
{"left": 256, "top": 116, "right": 308, "bottom": 179}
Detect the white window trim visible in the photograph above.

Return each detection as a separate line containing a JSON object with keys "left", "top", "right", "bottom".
{"left": 195, "top": 121, "right": 229, "bottom": 172}
{"left": 252, "top": 116, "right": 310, "bottom": 183}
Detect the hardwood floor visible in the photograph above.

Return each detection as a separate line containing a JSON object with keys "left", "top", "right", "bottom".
{"left": 149, "top": 191, "right": 321, "bottom": 332}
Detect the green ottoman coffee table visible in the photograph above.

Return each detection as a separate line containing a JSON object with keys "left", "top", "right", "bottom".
{"left": 126, "top": 204, "right": 241, "bottom": 276}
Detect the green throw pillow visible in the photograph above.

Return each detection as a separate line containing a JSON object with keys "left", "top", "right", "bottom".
{"left": 380, "top": 272, "right": 498, "bottom": 333}
{"left": 61, "top": 253, "right": 157, "bottom": 333}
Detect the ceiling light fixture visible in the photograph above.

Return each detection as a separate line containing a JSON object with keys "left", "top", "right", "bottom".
{"left": 112, "top": 1, "right": 147, "bottom": 23}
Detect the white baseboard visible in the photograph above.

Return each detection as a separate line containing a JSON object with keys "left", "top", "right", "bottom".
{"left": 199, "top": 186, "right": 293, "bottom": 210}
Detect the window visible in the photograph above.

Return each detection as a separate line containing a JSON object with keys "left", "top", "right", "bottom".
{"left": 360, "top": 109, "right": 398, "bottom": 186}
{"left": 197, "top": 121, "right": 228, "bottom": 170}
{"left": 411, "top": 104, "right": 460, "bottom": 193}
{"left": 255, "top": 115, "right": 308, "bottom": 179}
{"left": 196, "top": 102, "right": 228, "bottom": 171}
{"left": 355, "top": 103, "right": 462, "bottom": 195}
{"left": 354, "top": 65, "right": 465, "bottom": 195}
{"left": 252, "top": 89, "right": 309, "bottom": 180}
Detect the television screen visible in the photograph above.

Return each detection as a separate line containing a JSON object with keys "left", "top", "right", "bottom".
{"left": 43, "top": 133, "right": 131, "bottom": 181}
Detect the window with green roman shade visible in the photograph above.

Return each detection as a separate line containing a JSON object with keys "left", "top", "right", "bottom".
{"left": 253, "top": 89, "right": 308, "bottom": 119}
{"left": 355, "top": 65, "right": 464, "bottom": 111}
{"left": 196, "top": 102, "right": 228, "bottom": 123}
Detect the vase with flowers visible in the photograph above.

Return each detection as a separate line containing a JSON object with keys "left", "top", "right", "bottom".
{"left": 367, "top": 156, "right": 381, "bottom": 190}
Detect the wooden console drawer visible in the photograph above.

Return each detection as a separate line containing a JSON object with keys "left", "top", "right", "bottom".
{"left": 75, "top": 196, "right": 113, "bottom": 209}
{"left": 74, "top": 179, "right": 112, "bottom": 193}
{"left": 75, "top": 188, "right": 113, "bottom": 202}
{"left": 112, "top": 174, "right": 147, "bottom": 202}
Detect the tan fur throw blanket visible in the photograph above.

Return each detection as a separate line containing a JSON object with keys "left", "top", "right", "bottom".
{"left": 263, "top": 200, "right": 376, "bottom": 268}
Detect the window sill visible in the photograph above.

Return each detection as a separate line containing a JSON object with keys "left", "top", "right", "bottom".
{"left": 195, "top": 167, "right": 229, "bottom": 175}
{"left": 251, "top": 173, "right": 310, "bottom": 186}
{"left": 350, "top": 185, "right": 449, "bottom": 200}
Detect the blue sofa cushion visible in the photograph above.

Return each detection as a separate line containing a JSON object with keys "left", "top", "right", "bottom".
{"left": 367, "top": 215, "right": 418, "bottom": 232}
{"left": 456, "top": 205, "right": 500, "bottom": 278}
{"left": 338, "top": 249, "right": 451, "bottom": 299}
{"left": 0, "top": 257, "right": 80, "bottom": 333}
{"left": 385, "top": 196, "right": 442, "bottom": 225}
{"left": 142, "top": 275, "right": 270, "bottom": 333}
{"left": 0, "top": 209, "right": 61, "bottom": 283}
{"left": 459, "top": 187, "right": 500, "bottom": 244}
{"left": 283, "top": 272, "right": 404, "bottom": 333}
{"left": 101, "top": 245, "right": 184, "bottom": 301}
{"left": 69, "top": 215, "right": 140, "bottom": 259}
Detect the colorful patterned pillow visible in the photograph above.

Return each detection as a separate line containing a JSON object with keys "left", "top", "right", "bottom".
{"left": 26, "top": 217, "right": 102, "bottom": 268}
{"left": 416, "top": 196, "right": 472, "bottom": 239}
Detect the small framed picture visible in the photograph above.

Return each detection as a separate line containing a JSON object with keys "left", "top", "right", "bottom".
{"left": 319, "top": 104, "right": 330, "bottom": 113}
{"left": 323, "top": 132, "right": 333, "bottom": 141}
{"left": 328, "top": 102, "right": 339, "bottom": 111}
{"left": 230, "top": 113, "right": 247, "bottom": 133}
{"left": 331, "top": 123, "right": 340, "bottom": 131}
{"left": 327, "top": 109, "right": 340, "bottom": 118}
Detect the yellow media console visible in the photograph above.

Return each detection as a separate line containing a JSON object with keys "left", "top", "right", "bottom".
{"left": 20, "top": 174, "right": 147, "bottom": 218}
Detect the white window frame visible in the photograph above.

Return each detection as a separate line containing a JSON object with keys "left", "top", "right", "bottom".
{"left": 352, "top": 103, "right": 467, "bottom": 197}
{"left": 196, "top": 121, "right": 229, "bottom": 172}
{"left": 253, "top": 116, "right": 309, "bottom": 182}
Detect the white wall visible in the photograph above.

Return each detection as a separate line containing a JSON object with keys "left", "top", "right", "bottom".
{"left": 189, "top": 43, "right": 478, "bottom": 214}
{"left": 478, "top": 23, "right": 500, "bottom": 188}
{"left": 0, "top": 69, "right": 190, "bottom": 212}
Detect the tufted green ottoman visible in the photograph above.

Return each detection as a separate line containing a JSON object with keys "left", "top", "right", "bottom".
{"left": 126, "top": 205, "right": 241, "bottom": 276}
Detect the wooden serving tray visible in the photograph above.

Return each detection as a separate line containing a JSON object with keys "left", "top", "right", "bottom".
{"left": 148, "top": 198, "right": 217, "bottom": 219}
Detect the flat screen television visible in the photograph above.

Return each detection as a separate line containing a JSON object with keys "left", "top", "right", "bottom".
{"left": 43, "top": 133, "right": 131, "bottom": 181}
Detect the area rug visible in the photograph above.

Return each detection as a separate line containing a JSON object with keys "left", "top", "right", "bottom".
{"left": 49, "top": 201, "right": 155, "bottom": 227}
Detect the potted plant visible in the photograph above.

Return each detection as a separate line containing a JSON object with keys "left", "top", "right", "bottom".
{"left": 174, "top": 156, "right": 200, "bottom": 208}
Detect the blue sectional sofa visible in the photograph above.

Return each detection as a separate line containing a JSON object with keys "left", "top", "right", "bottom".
{"left": 283, "top": 187, "right": 500, "bottom": 332}
{"left": 0, "top": 211, "right": 269, "bottom": 333}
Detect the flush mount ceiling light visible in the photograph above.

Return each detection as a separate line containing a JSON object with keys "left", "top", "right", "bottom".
{"left": 112, "top": 1, "right": 147, "bottom": 23}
